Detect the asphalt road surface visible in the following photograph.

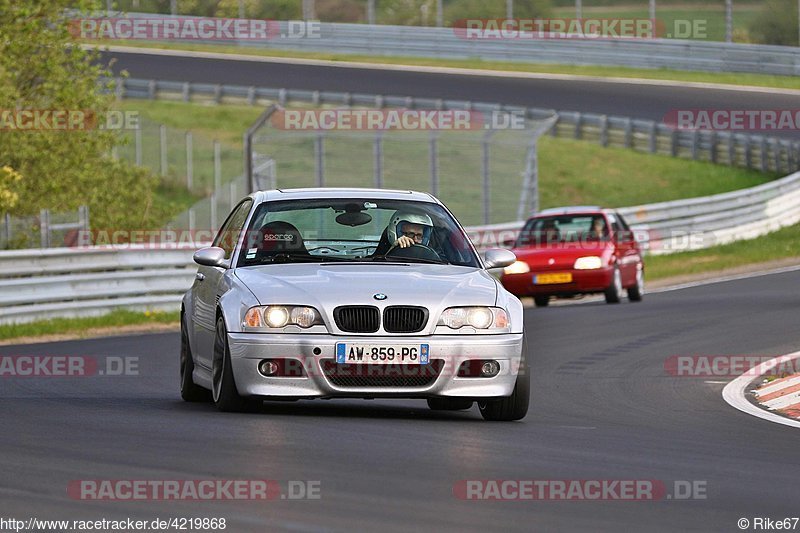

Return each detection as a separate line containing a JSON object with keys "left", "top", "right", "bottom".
{"left": 101, "top": 49, "right": 800, "bottom": 140}
{"left": 2, "top": 270, "right": 799, "bottom": 532}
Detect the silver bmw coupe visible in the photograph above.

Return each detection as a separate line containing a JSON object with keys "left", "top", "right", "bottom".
{"left": 181, "top": 188, "right": 529, "bottom": 421}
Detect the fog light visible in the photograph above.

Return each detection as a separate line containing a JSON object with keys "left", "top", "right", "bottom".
{"left": 259, "top": 360, "right": 279, "bottom": 376}
{"left": 480, "top": 360, "right": 500, "bottom": 377}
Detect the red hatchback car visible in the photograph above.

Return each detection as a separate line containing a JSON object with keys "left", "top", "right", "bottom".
{"left": 500, "top": 207, "right": 644, "bottom": 307}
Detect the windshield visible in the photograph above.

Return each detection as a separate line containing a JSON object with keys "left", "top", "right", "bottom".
{"left": 516, "top": 214, "right": 609, "bottom": 246}
{"left": 236, "top": 198, "right": 480, "bottom": 268}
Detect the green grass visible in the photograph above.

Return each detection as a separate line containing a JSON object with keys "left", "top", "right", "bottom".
{"left": 646, "top": 223, "right": 800, "bottom": 280}
{"left": 116, "top": 99, "right": 779, "bottom": 226}
{"left": 0, "top": 309, "right": 179, "bottom": 341}
{"left": 99, "top": 40, "right": 800, "bottom": 91}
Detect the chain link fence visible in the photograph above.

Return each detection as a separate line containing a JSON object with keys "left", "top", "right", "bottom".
{"left": 0, "top": 206, "right": 89, "bottom": 250}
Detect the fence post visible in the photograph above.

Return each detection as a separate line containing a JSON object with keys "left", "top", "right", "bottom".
{"left": 760, "top": 137, "right": 768, "bottom": 172}
{"left": 429, "top": 132, "right": 439, "bottom": 198}
{"left": 315, "top": 133, "right": 325, "bottom": 187}
{"left": 773, "top": 140, "right": 781, "bottom": 173}
{"left": 599, "top": 115, "right": 609, "bottom": 147}
{"left": 690, "top": 130, "right": 699, "bottom": 160}
{"left": 728, "top": 134, "right": 736, "bottom": 166}
{"left": 373, "top": 132, "right": 383, "bottom": 189}
{"left": 188, "top": 207, "right": 196, "bottom": 233}
{"left": 744, "top": 137, "right": 752, "bottom": 168}
{"left": 159, "top": 124, "right": 167, "bottom": 176}
{"left": 3, "top": 213, "right": 11, "bottom": 245}
{"left": 182, "top": 82, "right": 190, "bottom": 102}
{"left": 135, "top": 125, "right": 142, "bottom": 166}
{"left": 482, "top": 131, "right": 494, "bottom": 225}
{"left": 670, "top": 129, "right": 680, "bottom": 157}
{"left": 78, "top": 205, "right": 90, "bottom": 233}
{"left": 574, "top": 112, "right": 583, "bottom": 140}
{"left": 39, "top": 209, "right": 50, "bottom": 248}
{"left": 211, "top": 140, "right": 222, "bottom": 231}
{"left": 623, "top": 118, "right": 633, "bottom": 148}
{"left": 648, "top": 122, "right": 657, "bottom": 153}
{"left": 709, "top": 131, "right": 718, "bottom": 164}
{"left": 186, "top": 131, "right": 193, "bottom": 191}
{"left": 148, "top": 79, "right": 156, "bottom": 100}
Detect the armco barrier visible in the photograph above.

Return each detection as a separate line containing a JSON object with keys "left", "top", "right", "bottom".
{"left": 1, "top": 171, "right": 799, "bottom": 325}
{"left": 117, "top": 77, "right": 800, "bottom": 176}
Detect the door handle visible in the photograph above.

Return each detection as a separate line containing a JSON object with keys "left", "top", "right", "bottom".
{"left": 196, "top": 273, "right": 205, "bottom": 281}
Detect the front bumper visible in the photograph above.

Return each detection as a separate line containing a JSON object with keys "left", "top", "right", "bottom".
{"left": 501, "top": 268, "right": 613, "bottom": 297}
{"left": 227, "top": 332, "right": 524, "bottom": 399}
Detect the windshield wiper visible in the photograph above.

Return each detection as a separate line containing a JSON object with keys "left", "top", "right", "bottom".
{"left": 373, "top": 255, "right": 450, "bottom": 265}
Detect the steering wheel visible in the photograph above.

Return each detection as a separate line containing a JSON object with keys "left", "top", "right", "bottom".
{"left": 385, "top": 243, "right": 442, "bottom": 262}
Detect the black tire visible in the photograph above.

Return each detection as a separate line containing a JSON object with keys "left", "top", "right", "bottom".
{"left": 628, "top": 268, "right": 644, "bottom": 302}
{"left": 533, "top": 296, "right": 550, "bottom": 307}
{"left": 604, "top": 267, "right": 622, "bottom": 304}
{"left": 180, "top": 313, "right": 211, "bottom": 402}
{"left": 212, "top": 317, "right": 255, "bottom": 412}
{"left": 427, "top": 398, "right": 474, "bottom": 411}
{"left": 479, "top": 336, "right": 530, "bottom": 421}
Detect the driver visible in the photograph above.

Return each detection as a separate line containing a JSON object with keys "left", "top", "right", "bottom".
{"left": 388, "top": 211, "right": 434, "bottom": 249}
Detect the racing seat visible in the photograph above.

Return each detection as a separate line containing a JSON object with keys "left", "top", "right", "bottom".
{"left": 255, "top": 221, "right": 310, "bottom": 257}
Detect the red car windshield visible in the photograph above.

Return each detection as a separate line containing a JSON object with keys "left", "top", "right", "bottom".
{"left": 516, "top": 215, "right": 609, "bottom": 246}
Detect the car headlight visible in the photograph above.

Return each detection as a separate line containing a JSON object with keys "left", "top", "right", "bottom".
{"left": 574, "top": 256, "right": 603, "bottom": 270}
{"left": 438, "top": 307, "right": 509, "bottom": 330}
{"left": 503, "top": 261, "right": 530, "bottom": 275}
{"left": 244, "top": 305, "right": 324, "bottom": 330}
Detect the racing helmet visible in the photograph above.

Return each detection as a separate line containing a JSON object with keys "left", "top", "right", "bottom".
{"left": 387, "top": 211, "right": 433, "bottom": 246}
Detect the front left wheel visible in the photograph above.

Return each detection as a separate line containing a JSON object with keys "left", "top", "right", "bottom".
{"left": 212, "top": 317, "right": 257, "bottom": 412}
{"left": 478, "top": 337, "right": 530, "bottom": 421}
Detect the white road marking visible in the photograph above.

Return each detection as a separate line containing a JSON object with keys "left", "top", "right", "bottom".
{"left": 722, "top": 351, "right": 800, "bottom": 429}
{"left": 94, "top": 44, "right": 800, "bottom": 96}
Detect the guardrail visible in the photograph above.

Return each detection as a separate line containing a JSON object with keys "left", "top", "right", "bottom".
{"left": 2, "top": 171, "right": 799, "bottom": 325}
{"left": 118, "top": 77, "right": 800, "bottom": 176}
{"left": 110, "top": 14, "right": 800, "bottom": 76}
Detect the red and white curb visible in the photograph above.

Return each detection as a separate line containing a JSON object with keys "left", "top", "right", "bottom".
{"left": 722, "top": 351, "right": 800, "bottom": 429}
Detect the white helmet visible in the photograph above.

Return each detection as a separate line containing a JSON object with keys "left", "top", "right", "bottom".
{"left": 388, "top": 211, "right": 433, "bottom": 246}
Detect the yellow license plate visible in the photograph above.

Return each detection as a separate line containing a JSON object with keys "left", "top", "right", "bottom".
{"left": 534, "top": 273, "right": 573, "bottom": 285}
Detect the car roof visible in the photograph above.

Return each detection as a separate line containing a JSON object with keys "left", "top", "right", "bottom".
{"left": 533, "top": 206, "right": 614, "bottom": 217}
{"left": 250, "top": 188, "right": 439, "bottom": 204}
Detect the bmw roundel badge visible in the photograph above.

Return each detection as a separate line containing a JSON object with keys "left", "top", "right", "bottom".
{"left": 373, "top": 293, "right": 388, "bottom": 301}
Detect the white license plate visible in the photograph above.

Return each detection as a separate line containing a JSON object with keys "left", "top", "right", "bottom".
{"left": 335, "top": 343, "right": 429, "bottom": 365}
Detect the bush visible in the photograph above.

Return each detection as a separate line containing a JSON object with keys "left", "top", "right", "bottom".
{"left": 749, "top": 0, "right": 798, "bottom": 46}
{"left": 445, "top": 0, "right": 551, "bottom": 22}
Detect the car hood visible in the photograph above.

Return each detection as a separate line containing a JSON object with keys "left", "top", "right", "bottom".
{"left": 234, "top": 263, "right": 498, "bottom": 311}
{"left": 512, "top": 242, "right": 612, "bottom": 269}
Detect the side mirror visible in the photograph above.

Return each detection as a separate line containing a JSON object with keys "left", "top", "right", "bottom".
{"left": 483, "top": 248, "right": 517, "bottom": 270}
{"left": 193, "top": 246, "right": 228, "bottom": 268}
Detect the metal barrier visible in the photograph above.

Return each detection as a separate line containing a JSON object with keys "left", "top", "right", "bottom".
{"left": 109, "top": 14, "right": 800, "bottom": 76}
{"left": 2, "top": 171, "right": 799, "bottom": 324}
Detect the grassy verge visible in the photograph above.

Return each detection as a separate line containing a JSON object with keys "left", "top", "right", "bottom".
{"left": 100, "top": 40, "right": 800, "bottom": 91}
{"left": 0, "top": 309, "right": 179, "bottom": 342}
{"left": 646, "top": 223, "right": 800, "bottom": 280}
{"left": 116, "top": 99, "right": 779, "bottom": 226}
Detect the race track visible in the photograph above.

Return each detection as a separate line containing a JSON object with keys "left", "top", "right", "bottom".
{"left": 100, "top": 49, "right": 800, "bottom": 140}
{"left": 2, "top": 270, "right": 799, "bottom": 532}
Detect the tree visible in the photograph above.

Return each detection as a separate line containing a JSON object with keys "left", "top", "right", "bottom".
{"left": 0, "top": 0, "right": 157, "bottom": 229}
{"left": 749, "top": 0, "right": 798, "bottom": 46}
